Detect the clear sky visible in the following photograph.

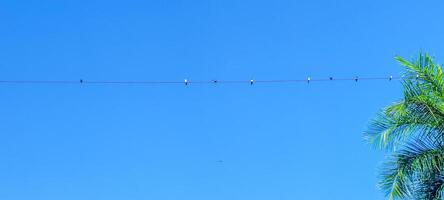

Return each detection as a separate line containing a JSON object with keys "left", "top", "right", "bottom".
{"left": 1, "top": 0, "right": 444, "bottom": 199}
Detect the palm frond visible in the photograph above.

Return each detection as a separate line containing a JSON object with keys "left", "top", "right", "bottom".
{"left": 364, "top": 99, "right": 444, "bottom": 150}
{"left": 365, "top": 54, "right": 444, "bottom": 150}
{"left": 365, "top": 53, "right": 444, "bottom": 200}
{"left": 380, "top": 139, "right": 444, "bottom": 199}
{"left": 396, "top": 54, "right": 444, "bottom": 99}
{"left": 413, "top": 172, "right": 444, "bottom": 200}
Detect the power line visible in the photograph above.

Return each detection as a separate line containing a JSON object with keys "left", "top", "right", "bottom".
{"left": 0, "top": 76, "right": 402, "bottom": 85}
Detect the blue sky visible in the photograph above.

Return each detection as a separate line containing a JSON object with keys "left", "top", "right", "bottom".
{"left": 1, "top": 0, "right": 444, "bottom": 199}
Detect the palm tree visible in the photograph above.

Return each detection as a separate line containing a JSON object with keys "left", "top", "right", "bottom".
{"left": 365, "top": 53, "right": 444, "bottom": 200}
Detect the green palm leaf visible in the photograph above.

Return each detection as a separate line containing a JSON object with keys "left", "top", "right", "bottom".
{"left": 380, "top": 139, "right": 444, "bottom": 199}
{"left": 365, "top": 53, "right": 444, "bottom": 200}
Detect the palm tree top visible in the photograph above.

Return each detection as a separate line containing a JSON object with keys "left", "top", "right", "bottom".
{"left": 365, "top": 53, "right": 444, "bottom": 200}
{"left": 365, "top": 53, "right": 444, "bottom": 150}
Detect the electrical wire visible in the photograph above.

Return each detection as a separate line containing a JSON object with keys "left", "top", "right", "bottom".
{"left": 0, "top": 76, "right": 402, "bottom": 85}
